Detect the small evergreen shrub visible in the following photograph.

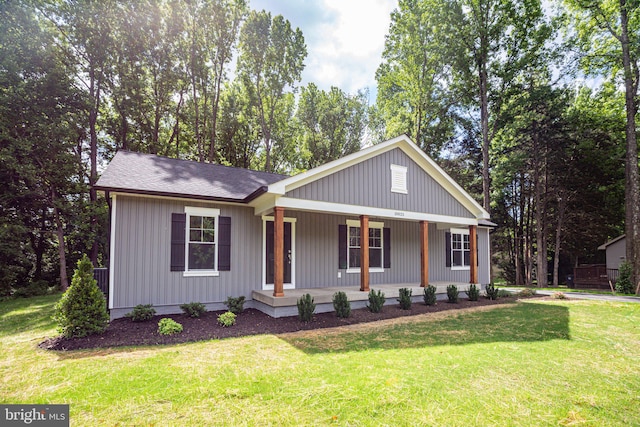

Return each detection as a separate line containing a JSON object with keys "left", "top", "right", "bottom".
{"left": 485, "top": 283, "right": 499, "bottom": 300}
{"left": 53, "top": 255, "right": 109, "bottom": 338}
{"left": 446, "top": 284, "right": 459, "bottom": 303}
{"left": 423, "top": 285, "right": 437, "bottom": 306}
{"left": 180, "top": 302, "right": 206, "bottom": 318}
{"left": 518, "top": 288, "right": 537, "bottom": 297}
{"left": 217, "top": 311, "right": 237, "bottom": 327}
{"left": 158, "top": 318, "right": 183, "bottom": 335}
{"left": 367, "top": 289, "right": 385, "bottom": 313}
{"left": 467, "top": 284, "right": 479, "bottom": 301}
{"left": 225, "top": 296, "right": 246, "bottom": 314}
{"left": 398, "top": 287, "right": 412, "bottom": 310}
{"left": 125, "top": 304, "right": 156, "bottom": 322}
{"left": 551, "top": 291, "right": 567, "bottom": 300}
{"left": 13, "top": 280, "right": 51, "bottom": 298}
{"left": 497, "top": 289, "right": 512, "bottom": 298}
{"left": 332, "top": 291, "right": 351, "bottom": 318}
{"left": 297, "top": 293, "right": 316, "bottom": 322}
{"left": 615, "top": 261, "right": 634, "bottom": 294}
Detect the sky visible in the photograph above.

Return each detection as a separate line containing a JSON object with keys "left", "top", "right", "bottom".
{"left": 249, "top": 0, "right": 398, "bottom": 103}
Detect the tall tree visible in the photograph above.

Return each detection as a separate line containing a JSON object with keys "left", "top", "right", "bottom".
{"left": 565, "top": 0, "right": 640, "bottom": 291}
{"left": 237, "top": 10, "right": 307, "bottom": 172}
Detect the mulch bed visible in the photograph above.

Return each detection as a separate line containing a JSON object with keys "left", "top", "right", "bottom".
{"left": 39, "top": 296, "right": 540, "bottom": 351}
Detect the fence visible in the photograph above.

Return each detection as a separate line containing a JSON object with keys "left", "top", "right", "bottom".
{"left": 573, "top": 265, "right": 618, "bottom": 290}
{"left": 93, "top": 267, "right": 109, "bottom": 295}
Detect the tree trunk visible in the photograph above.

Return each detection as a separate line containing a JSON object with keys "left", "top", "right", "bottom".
{"left": 553, "top": 195, "right": 567, "bottom": 287}
{"left": 479, "top": 57, "right": 491, "bottom": 213}
{"left": 52, "top": 188, "right": 68, "bottom": 291}
{"left": 89, "top": 70, "right": 101, "bottom": 265}
{"left": 619, "top": 0, "right": 640, "bottom": 294}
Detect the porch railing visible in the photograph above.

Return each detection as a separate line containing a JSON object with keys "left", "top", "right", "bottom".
{"left": 573, "top": 265, "right": 618, "bottom": 289}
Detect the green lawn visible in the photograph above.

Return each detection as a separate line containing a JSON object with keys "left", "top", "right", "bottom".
{"left": 1, "top": 295, "right": 639, "bottom": 426}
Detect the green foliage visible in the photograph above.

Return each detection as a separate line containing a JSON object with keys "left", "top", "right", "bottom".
{"left": 158, "top": 318, "right": 183, "bottom": 335}
{"left": 397, "top": 287, "right": 412, "bottom": 310}
{"left": 224, "top": 296, "right": 246, "bottom": 314}
{"left": 615, "top": 261, "right": 634, "bottom": 294}
{"left": 332, "top": 291, "right": 351, "bottom": 318}
{"left": 12, "top": 280, "right": 52, "bottom": 298}
{"left": 180, "top": 302, "right": 206, "bottom": 318}
{"left": 423, "top": 285, "right": 437, "bottom": 306}
{"left": 485, "top": 283, "right": 499, "bottom": 300}
{"left": 467, "top": 284, "right": 479, "bottom": 301}
{"left": 551, "top": 292, "right": 567, "bottom": 300}
{"left": 446, "top": 285, "right": 459, "bottom": 303}
{"left": 217, "top": 311, "right": 237, "bottom": 327}
{"left": 125, "top": 304, "right": 156, "bottom": 322}
{"left": 367, "top": 289, "right": 386, "bottom": 313}
{"left": 497, "top": 289, "right": 513, "bottom": 298}
{"left": 518, "top": 288, "right": 537, "bottom": 297}
{"left": 297, "top": 293, "right": 316, "bottom": 322}
{"left": 53, "top": 255, "right": 109, "bottom": 338}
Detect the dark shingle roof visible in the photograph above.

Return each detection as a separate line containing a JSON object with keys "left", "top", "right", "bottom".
{"left": 95, "top": 151, "right": 287, "bottom": 202}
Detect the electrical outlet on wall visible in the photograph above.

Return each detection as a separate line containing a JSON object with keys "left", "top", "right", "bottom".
{"left": 337, "top": 272, "right": 342, "bottom": 279}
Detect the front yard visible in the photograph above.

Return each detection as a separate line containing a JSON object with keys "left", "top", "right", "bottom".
{"left": 1, "top": 294, "right": 639, "bottom": 426}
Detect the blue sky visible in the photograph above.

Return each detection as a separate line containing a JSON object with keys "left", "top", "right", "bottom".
{"left": 249, "top": 0, "right": 398, "bottom": 102}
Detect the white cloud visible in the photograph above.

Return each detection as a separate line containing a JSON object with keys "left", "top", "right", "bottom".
{"left": 249, "top": 0, "right": 397, "bottom": 98}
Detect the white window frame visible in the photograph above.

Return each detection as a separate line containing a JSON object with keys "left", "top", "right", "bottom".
{"left": 390, "top": 164, "right": 408, "bottom": 194}
{"left": 184, "top": 206, "right": 220, "bottom": 277}
{"left": 450, "top": 227, "right": 470, "bottom": 271}
{"left": 346, "top": 219, "right": 385, "bottom": 274}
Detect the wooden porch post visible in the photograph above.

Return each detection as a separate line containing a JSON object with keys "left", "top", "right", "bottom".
{"left": 469, "top": 225, "right": 478, "bottom": 284}
{"left": 360, "top": 215, "right": 369, "bottom": 292}
{"left": 420, "top": 220, "right": 429, "bottom": 287}
{"left": 273, "top": 207, "right": 285, "bottom": 297}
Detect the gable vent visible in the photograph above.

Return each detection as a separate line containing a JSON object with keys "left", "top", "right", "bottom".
{"left": 390, "top": 164, "right": 408, "bottom": 194}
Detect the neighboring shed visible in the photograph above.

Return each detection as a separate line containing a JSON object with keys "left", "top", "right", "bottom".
{"left": 598, "top": 235, "right": 626, "bottom": 270}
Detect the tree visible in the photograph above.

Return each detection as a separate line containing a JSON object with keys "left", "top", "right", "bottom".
{"left": 565, "top": 0, "right": 640, "bottom": 291}
{"left": 238, "top": 10, "right": 307, "bottom": 172}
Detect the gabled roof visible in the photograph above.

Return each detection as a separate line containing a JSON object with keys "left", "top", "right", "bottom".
{"left": 267, "top": 135, "right": 490, "bottom": 220}
{"left": 95, "top": 150, "right": 287, "bottom": 202}
{"left": 598, "top": 234, "right": 625, "bottom": 250}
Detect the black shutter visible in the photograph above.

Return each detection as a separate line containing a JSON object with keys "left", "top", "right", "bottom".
{"left": 218, "top": 216, "right": 231, "bottom": 271}
{"left": 171, "top": 213, "right": 186, "bottom": 271}
{"left": 338, "top": 224, "right": 347, "bottom": 269}
{"left": 383, "top": 227, "right": 391, "bottom": 268}
{"left": 445, "top": 231, "right": 451, "bottom": 267}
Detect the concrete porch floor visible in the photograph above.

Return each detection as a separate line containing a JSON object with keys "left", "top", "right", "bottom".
{"left": 252, "top": 282, "right": 477, "bottom": 312}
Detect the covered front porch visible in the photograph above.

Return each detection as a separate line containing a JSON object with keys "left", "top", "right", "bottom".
{"left": 252, "top": 281, "right": 478, "bottom": 318}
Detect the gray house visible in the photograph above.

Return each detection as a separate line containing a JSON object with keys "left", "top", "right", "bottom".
{"left": 598, "top": 235, "right": 626, "bottom": 270}
{"left": 95, "top": 135, "right": 493, "bottom": 319}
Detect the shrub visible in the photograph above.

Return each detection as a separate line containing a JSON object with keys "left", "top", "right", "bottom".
{"left": 551, "top": 291, "right": 567, "bottom": 300}
{"left": 367, "top": 289, "right": 385, "bottom": 313}
{"left": 180, "top": 302, "right": 206, "bottom": 318}
{"left": 158, "top": 318, "right": 183, "bottom": 335}
{"left": 217, "top": 311, "right": 237, "bottom": 327}
{"left": 225, "top": 296, "right": 246, "bottom": 314}
{"left": 446, "top": 285, "right": 459, "bottom": 303}
{"left": 53, "top": 255, "right": 109, "bottom": 338}
{"left": 615, "top": 261, "right": 634, "bottom": 294}
{"left": 332, "top": 291, "right": 351, "bottom": 318}
{"left": 398, "top": 288, "right": 412, "bottom": 310}
{"left": 485, "top": 283, "right": 499, "bottom": 300}
{"left": 125, "top": 304, "right": 156, "bottom": 322}
{"left": 297, "top": 293, "right": 316, "bottom": 322}
{"left": 497, "top": 289, "right": 512, "bottom": 298}
{"left": 423, "top": 285, "right": 437, "bottom": 306}
{"left": 13, "top": 280, "right": 51, "bottom": 298}
{"left": 467, "top": 284, "right": 479, "bottom": 301}
{"left": 518, "top": 288, "right": 537, "bottom": 297}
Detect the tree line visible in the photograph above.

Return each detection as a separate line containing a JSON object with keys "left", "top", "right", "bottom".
{"left": 0, "top": 0, "right": 638, "bottom": 295}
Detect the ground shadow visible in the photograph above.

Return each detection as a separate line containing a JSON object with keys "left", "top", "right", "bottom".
{"left": 278, "top": 302, "right": 571, "bottom": 354}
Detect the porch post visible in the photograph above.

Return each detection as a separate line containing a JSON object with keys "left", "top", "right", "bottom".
{"left": 273, "top": 207, "right": 285, "bottom": 297}
{"left": 469, "top": 224, "right": 478, "bottom": 284}
{"left": 360, "top": 215, "right": 369, "bottom": 292}
{"left": 420, "top": 220, "right": 429, "bottom": 287}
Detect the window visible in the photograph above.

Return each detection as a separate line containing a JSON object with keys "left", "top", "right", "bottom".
{"left": 390, "top": 164, "right": 407, "bottom": 194}
{"left": 185, "top": 207, "right": 220, "bottom": 276}
{"left": 450, "top": 228, "right": 470, "bottom": 269}
{"left": 347, "top": 220, "right": 384, "bottom": 272}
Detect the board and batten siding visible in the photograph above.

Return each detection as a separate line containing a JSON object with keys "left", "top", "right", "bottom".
{"left": 112, "top": 195, "right": 262, "bottom": 312}
{"left": 285, "top": 148, "right": 474, "bottom": 219}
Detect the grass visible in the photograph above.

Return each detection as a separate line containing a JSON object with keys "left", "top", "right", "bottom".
{"left": 1, "top": 295, "right": 639, "bottom": 426}
{"left": 503, "top": 285, "right": 639, "bottom": 296}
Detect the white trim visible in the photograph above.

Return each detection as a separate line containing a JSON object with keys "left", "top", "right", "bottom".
{"left": 345, "top": 219, "right": 384, "bottom": 271}
{"left": 105, "top": 191, "right": 248, "bottom": 207}
{"left": 108, "top": 194, "right": 117, "bottom": 309}
{"left": 346, "top": 219, "right": 384, "bottom": 228}
{"left": 267, "top": 135, "right": 489, "bottom": 220}
{"left": 277, "top": 197, "right": 478, "bottom": 225}
{"left": 261, "top": 216, "right": 296, "bottom": 290}
{"left": 183, "top": 206, "right": 220, "bottom": 276}
{"left": 450, "top": 227, "right": 471, "bottom": 270}
{"left": 390, "top": 164, "right": 408, "bottom": 194}
{"left": 347, "top": 268, "right": 385, "bottom": 274}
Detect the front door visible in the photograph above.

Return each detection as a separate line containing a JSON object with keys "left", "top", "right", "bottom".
{"left": 264, "top": 220, "right": 294, "bottom": 289}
